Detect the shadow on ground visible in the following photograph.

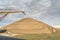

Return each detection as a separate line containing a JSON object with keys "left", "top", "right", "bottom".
{"left": 0, "top": 36, "right": 26, "bottom": 40}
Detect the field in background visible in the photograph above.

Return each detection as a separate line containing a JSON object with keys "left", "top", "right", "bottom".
{"left": 13, "top": 33, "right": 60, "bottom": 40}
{"left": 13, "top": 29, "right": 60, "bottom": 40}
{"left": 0, "top": 28, "right": 60, "bottom": 40}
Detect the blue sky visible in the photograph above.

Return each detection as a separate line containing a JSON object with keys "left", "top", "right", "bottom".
{"left": 0, "top": 0, "right": 60, "bottom": 28}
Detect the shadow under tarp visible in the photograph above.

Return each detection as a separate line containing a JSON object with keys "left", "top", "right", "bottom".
{"left": 0, "top": 36, "right": 25, "bottom": 40}
{"left": 0, "top": 29, "right": 7, "bottom": 33}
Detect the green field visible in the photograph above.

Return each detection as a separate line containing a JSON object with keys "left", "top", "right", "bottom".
{"left": 14, "top": 33, "right": 60, "bottom": 40}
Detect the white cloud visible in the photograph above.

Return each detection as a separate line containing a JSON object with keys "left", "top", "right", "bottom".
{"left": 25, "top": 0, "right": 51, "bottom": 18}
{"left": 0, "top": 0, "right": 60, "bottom": 28}
{"left": 53, "top": 25, "right": 60, "bottom": 28}
{"left": 40, "top": 0, "right": 51, "bottom": 7}
{"left": 0, "top": 6, "right": 5, "bottom": 9}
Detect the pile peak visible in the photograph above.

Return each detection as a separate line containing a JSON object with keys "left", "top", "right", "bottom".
{"left": 3, "top": 18, "right": 56, "bottom": 34}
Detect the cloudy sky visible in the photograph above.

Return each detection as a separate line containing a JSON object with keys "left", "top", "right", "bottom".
{"left": 0, "top": 0, "right": 60, "bottom": 28}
